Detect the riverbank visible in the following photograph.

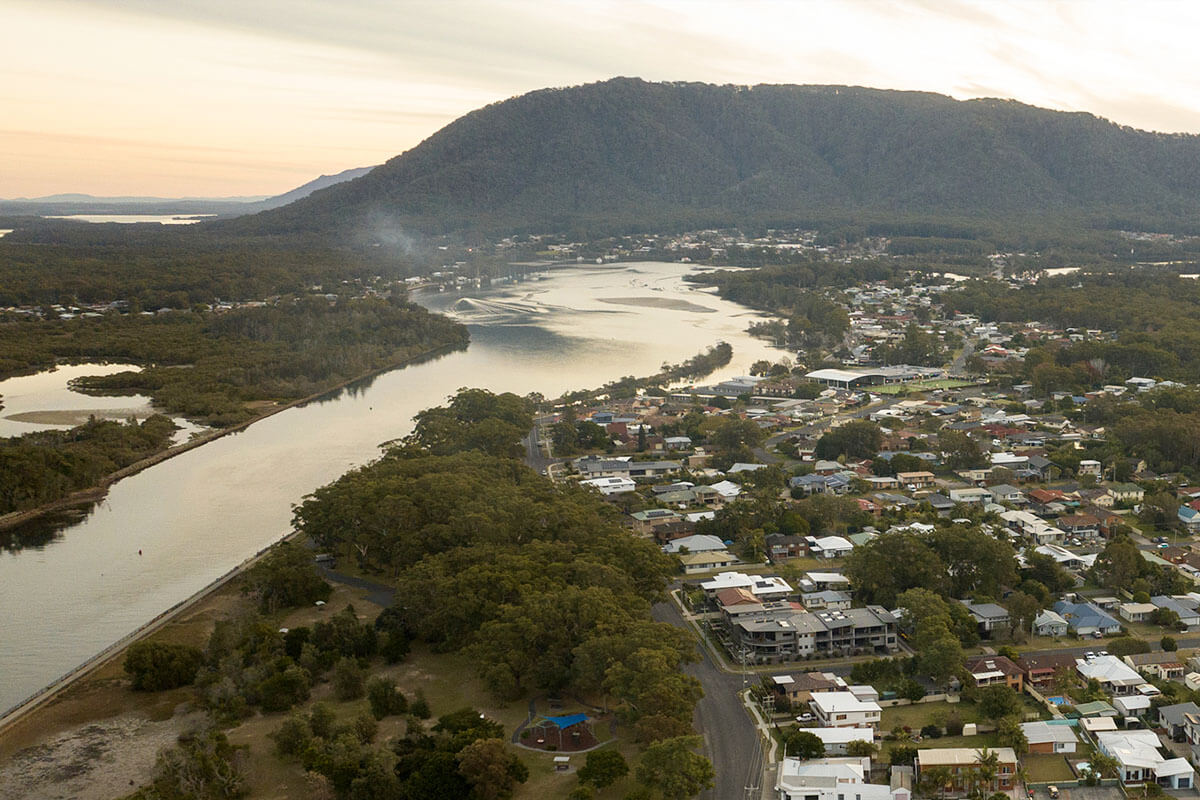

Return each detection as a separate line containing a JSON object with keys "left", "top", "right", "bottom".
{"left": 0, "top": 340, "right": 466, "bottom": 534}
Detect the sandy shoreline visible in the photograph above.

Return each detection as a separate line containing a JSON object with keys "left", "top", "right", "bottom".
{"left": 5, "top": 408, "right": 155, "bottom": 425}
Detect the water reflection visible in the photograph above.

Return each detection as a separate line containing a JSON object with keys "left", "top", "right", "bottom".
{"left": 0, "top": 261, "right": 787, "bottom": 715}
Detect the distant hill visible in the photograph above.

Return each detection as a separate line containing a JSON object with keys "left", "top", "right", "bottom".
{"left": 216, "top": 78, "right": 1200, "bottom": 239}
{"left": 232, "top": 166, "right": 377, "bottom": 214}
{"left": 0, "top": 167, "right": 374, "bottom": 218}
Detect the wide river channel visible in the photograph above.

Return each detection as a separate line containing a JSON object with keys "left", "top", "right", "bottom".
{"left": 0, "top": 261, "right": 787, "bottom": 716}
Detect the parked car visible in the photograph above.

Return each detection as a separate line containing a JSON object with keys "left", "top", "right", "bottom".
{"left": 796, "top": 713, "right": 815, "bottom": 723}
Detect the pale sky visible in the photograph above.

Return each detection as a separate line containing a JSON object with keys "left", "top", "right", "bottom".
{"left": 5, "top": 0, "right": 1200, "bottom": 198}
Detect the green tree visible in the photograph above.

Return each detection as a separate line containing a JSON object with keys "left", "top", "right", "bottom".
{"left": 783, "top": 728, "right": 826, "bottom": 760}
{"left": 123, "top": 641, "right": 204, "bottom": 692}
{"left": 331, "top": 657, "right": 366, "bottom": 701}
{"left": 846, "top": 740, "right": 877, "bottom": 758}
{"left": 367, "top": 676, "right": 408, "bottom": 719}
{"left": 578, "top": 749, "right": 629, "bottom": 789}
{"left": 636, "top": 736, "right": 715, "bottom": 800}
{"left": 939, "top": 430, "right": 985, "bottom": 470}
{"left": 242, "top": 541, "right": 332, "bottom": 613}
{"left": 975, "top": 685, "right": 1021, "bottom": 722}
{"left": 456, "top": 738, "right": 529, "bottom": 800}
{"left": 815, "top": 420, "right": 883, "bottom": 460}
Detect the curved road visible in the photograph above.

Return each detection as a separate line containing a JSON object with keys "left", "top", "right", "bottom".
{"left": 652, "top": 599, "right": 764, "bottom": 800}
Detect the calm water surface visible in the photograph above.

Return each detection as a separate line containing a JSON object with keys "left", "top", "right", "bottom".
{"left": 0, "top": 261, "right": 785, "bottom": 714}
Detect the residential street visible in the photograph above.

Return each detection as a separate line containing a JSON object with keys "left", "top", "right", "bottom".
{"left": 652, "top": 598, "right": 766, "bottom": 800}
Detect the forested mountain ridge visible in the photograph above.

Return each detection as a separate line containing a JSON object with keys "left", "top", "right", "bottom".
{"left": 220, "top": 77, "right": 1200, "bottom": 238}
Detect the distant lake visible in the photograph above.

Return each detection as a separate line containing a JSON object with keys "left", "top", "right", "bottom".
{"left": 44, "top": 214, "right": 213, "bottom": 225}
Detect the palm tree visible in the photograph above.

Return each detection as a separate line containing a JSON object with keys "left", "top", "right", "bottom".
{"left": 1090, "top": 751, "right": 1122, "bottom": 782}
{"left": 973, "top": 748, "right": 1000, "bottom": 797}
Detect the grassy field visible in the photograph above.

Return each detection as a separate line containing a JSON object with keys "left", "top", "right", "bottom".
{"left": 1023, "top": 753, "right": 1080, "bottom": 782}
{"left": 879, "top": 700, "right": 981, "bottom": 732}
{"left": 879, "top": 732, "right": 1000, "bottom": 759}
{"left": 872, "top": 379, "right": 977, "bottom": 395}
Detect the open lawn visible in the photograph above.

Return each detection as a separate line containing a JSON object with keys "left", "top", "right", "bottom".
{"left": 880, "top": 701, "right": 980, "bottom": 733}
{"left": 872, "top": 379, "right": 976, "bottom": 395}
{"left": 1023, "top": 753, "right": 1080, "bottom": 782}
{"left": 879, "top": 733, "right": 1000, "bottom": 759}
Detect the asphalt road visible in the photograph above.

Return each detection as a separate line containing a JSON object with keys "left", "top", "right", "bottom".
{"left": 652, "top": 599, "right": 763, "bottom": 800}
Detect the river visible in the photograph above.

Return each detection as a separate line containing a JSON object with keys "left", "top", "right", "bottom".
{"left": 0, "top": 261, "right": 787, "bottom": 716}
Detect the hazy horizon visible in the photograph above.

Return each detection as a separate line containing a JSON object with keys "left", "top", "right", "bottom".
{"left": 6, "top": 0, "right": 1200, "bottom": 198}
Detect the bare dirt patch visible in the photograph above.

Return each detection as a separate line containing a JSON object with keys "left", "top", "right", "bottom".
{"left": 0, "top": 709, "right": 205, "bottom": 800}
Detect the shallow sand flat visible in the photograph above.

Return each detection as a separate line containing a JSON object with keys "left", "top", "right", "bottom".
{"left": 5, "top": 408, "right": 154, "bottom": 426}
{"left": 597, "top": 296, "right": 715, "bottom": 312}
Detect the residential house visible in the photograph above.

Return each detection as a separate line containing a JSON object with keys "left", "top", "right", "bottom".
{"left": 988, "top": 484, "right": 1025, "bottom": 504}
{"left": 807, "top": 535, "right": 853, "bottom": 559}
{"left": 922, "top": 493, "right": 955, "bottom": 517}
{"left": 1152, "top": 595, "right": 1200, "bottom": 628}
{"left": 766, "top": 533, "right": 808, "bottom": 563}
{"left": 769, "top": 671, "right": 845, "bottom": 706}
{"left": 1119, "top": 602, "right": 1157, "bottom": 623}
{"left": 629, "top": 508, "right": 682, "bottom": 535}
{"left": 803, "top": 728, "right": 878, "bottom": 756}
{"left": 965, "top": 655, "right": 1024, "bottom": 692}
{"left": 1078, "top": 459, "right": 1102, "bottom": 476}
{"left": 1156, "top": 702, "right": 1200, "bottom": 741}
{"left": 579, "top": 476, "right": 637, "bottom": 495}
{"left": 1180, "top": 506, "right": 1200, "bottom": 534}
{"left": 896, "top": 471, "right": 935, "bottom": 489}
{"left": 1053, "top": 600, "right": 1122, "bottom": 637}
{"left": 1033, "top": 610, "right": 1069, "bottom": 638}
{"left": 1125, "top": 651, "right": 1186, "bottom": 680}
{"left": 1076, "top": 655, "right": 1144, "bottom": 696}
{"left": 1020, "top": 721, "right": 1078, "bottom": 754}
{"left": 1057, "top": 513, "right": 1101, "bottom": 538}
{"left": 809, "top": 691, "right": 883, "bottom": 728}
{"left": 949, "top": 487, "right": 992, "bottom": 504}
{"left": 791, "top": 473, "right": 852, "bottom": 496}
{"left": 700, "top": 571, "right": 793, "bottom": 600}
{"left": 1113, "top": 694, "right": 1153, "bottom": 718}
{"left": 913, "top": 748, "right": 1018, "bottom": 796}
{"left": 662, "top": 534, "right": 726, "bottom": 554}
{"left": 1108, "top": 483, "right": 1144, "bottom": 504}
{"left": 965, "top": 602, "right": 1010, "bottom": 636}
{"left": 678, "top": 550, "right": 739, "bottom": 574}
{"left": 777, "top": 757, "right": 910, "bottom": 800}
{"left": 1096, "top": 730, "right": 1195, "bottom": 788}
{"left": 802, "top": 590, "right": 852, "bottom": 611}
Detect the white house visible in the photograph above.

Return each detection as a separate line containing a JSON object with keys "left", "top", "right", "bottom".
{"left": 579, "top": 476, "right": 636, "bottom": 495}
{"left": 807, "top": 535, "right": 853, "bottom": 559}
{"left": 1096, "top": 730, "right": 1195, "bottom": 789}
{"left": 1113, "top": 694, "right": 1153, "bottom": 718}
{"left": 777, "top": 757, "right": 910, "bottom": 800}
{"left": 809, "top": 692, "right": 883, "bottom": 728}
{"left": 803, "top": 727, "right": 876, "bottom": 756}
{"left": 1077, "top": 655, "right": 1144, "bottom": 696}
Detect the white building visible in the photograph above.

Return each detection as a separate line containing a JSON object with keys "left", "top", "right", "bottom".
{"left": 1096, "top": 730, "right": 1195, "bottom": 789}
{"left": 777, "top": 757, "right": 910, "bottom": 800}
{"left": 803, "top": 727, "right": 877, "bottom": 756}
{"left": 1076, "top": 655, "right": 1144, "bottom": 696}
{"left": 809, "top": 692, "right": 883, "bottom": 728}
